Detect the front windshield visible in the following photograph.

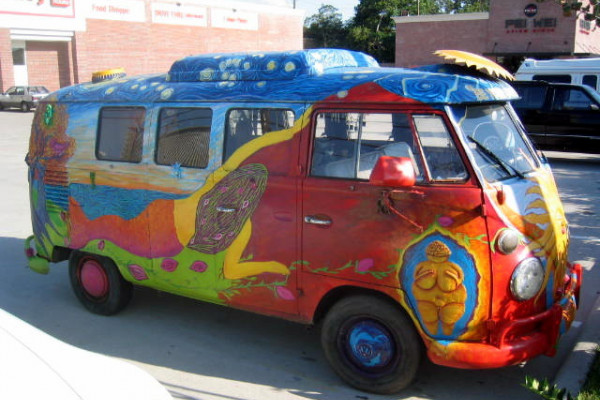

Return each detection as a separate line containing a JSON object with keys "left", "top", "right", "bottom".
{"left": 451, "top": 104, "right": 538, "bottom": 182}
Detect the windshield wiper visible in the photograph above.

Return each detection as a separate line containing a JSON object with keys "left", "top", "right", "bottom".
{"left": 467, "top": 136, "right": 525, "bottom": 179}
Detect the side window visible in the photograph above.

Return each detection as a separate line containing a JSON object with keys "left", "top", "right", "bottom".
{"left": 552, "top": 87, "right": 593, "bottom": 110}
{"left": 532, "top": 74, "right": 571, "bottom": 84}
{"left": 225, "top": 108, "right": 294, "bottom": 160}
{"left": 156, "top": 108, "right": 212, "bottom": 169}
{"left": 513, "top": 85, "right": 548, "bottom": 109}
{"left": 413, "top": 115, "right": 467, "bottom": 182}
{"left": 582, "top": 75, "right": 598, "bottom": 91}
{"left": 310, "top": 112, "right": 424, "bottom": 181}
{"left": 96, "top": 107, "right": 145, "bottom": 163}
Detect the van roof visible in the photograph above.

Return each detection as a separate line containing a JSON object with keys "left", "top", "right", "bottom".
{"left": 48, "top": 49, "right": 518, "bottom": 105}
{"left": 517, "top": 57, "right": 600, "bottom": 72}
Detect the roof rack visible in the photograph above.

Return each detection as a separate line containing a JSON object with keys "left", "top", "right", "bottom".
{"left": 167, "top": 49, "right": 379, "bottom": 83}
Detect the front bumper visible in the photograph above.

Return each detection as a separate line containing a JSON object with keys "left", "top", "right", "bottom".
{"left": 427, "top": 262, "right": 582, "bottom": 369}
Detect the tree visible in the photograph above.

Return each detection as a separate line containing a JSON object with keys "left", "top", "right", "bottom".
{"left": 304, "top": 5, "right": 349, "bottom": 48}
{"left": 544, "top": 0, "right": 600, "bottom": 26}
{"left": 436, "top": 0, "right": 489, "bottom": 13}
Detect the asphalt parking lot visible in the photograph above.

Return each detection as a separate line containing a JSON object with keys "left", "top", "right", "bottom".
{"left": 0, "top": 110, "right": 598, "bottom": 400}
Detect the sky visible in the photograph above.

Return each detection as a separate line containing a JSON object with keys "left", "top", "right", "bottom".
{"left": 295, "top": 0, "right": 360, "bottom": 21}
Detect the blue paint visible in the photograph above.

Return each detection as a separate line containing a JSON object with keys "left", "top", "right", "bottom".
{"left": 47, "top": 49, "right": 518, "bottom": 106}
{"left": 70, "top": 183, "right": 186, "bottom": 221}
{"left": 347, "top": 320, "right": 394, "bottom": 369}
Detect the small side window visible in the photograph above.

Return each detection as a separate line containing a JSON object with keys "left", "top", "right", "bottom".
{"left": 96, "top": 107, "right": 145, "bottom": 163}
{"left": 225, "top": 109, "right": 294, "bottom": 160}
{"left": 552, "top": 87, "right": 593, "bottom": 110}
{"left": 413, "top": 115, "right": 467, "bottom": 182}
{"left": 532, "top": 74, "right": 571, "bottom": 84}
{"left": 156, "top": 108, "right": 212, "bottom": 169}
{"left": 582, "top": 75, "right": 598, "bottom": 90}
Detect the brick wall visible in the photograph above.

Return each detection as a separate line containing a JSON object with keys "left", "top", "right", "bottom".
{"left": 73, "top": 5, "right": 304, "bottom": 84}
{"left": 395, "top": 16, "right": 489, "bottom": 67}
{"left": 0, "top": 29, "right": 14, "bottom": 92}
{"left": 487, "top": 0, "right": 578, "bottom": 56}
{"left": 26, "top": 41, "right": 72, "bottom": 92}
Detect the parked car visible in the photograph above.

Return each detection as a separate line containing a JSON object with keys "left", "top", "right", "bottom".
{"left": 511, "top": 80, "right": 600, "bottom": 153}
{"left": 0, "top": 308, "right": 172, "bottom": 399}
{"left": 0, "top": 85, "right": 49, "bottom": 112}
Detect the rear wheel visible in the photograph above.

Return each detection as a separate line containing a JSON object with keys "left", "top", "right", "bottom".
{"left": 20, "top": 102, "right": 30, "bottom": 112}
{"left": 321, "top": 295, "right": 422, "bottom": 394}
{"left": 69, "top": 252, "right": 132, "bottom": 315}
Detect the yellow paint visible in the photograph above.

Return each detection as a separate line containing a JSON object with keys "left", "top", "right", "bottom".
{"left": 412, "top": 240, "right": 467, "bottom": 336}
{"left": 223, "top": 219, "right": 289, "bottom": 279}
{"left": 173, "top": 107, "right": 312, "bottom": 245}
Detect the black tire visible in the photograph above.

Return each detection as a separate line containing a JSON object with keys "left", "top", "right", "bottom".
{"left": 321, "top": 295, "right": 422, "bottom": 394}
{"left": 69, "top": 251, "right": 133, "bottom": 316}
{"left": 20, "top": 102, "right": 30, "bottom": 112}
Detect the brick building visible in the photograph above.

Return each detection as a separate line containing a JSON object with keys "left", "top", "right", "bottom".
{"left": 0, "top": 0, "right": 303, "bottom": 92}
{"left": 394, "top": 0, "right": 600, "bottom": 71}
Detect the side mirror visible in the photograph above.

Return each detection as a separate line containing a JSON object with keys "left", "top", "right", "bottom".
{"left": 370, "top": 156, "right": 416, "bottom": 187}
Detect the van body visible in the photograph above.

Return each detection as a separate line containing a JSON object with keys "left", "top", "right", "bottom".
{"left": 25, "top": 49, "right": 582, "bottom": 394}
{"left": 515, "top": 57, "right": 600, "bottom": 93}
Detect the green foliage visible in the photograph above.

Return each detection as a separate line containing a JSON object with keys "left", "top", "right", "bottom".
{"left": 524, "top": 375, "right": 575, "bottom": 400}
{"left": 538, "top": 0, "right": 599, "bottom": 26}
{"left": 578, "top": 347, "right": 600, "bottom": 400}
{"left": 304, "top": 5, "right": 349, "bottom": 48}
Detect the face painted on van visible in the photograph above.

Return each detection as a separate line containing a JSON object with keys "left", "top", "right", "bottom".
{"left": 24, "top": 49, "right": 582, "bottom": 394}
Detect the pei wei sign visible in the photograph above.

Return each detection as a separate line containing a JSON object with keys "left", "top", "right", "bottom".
{"left": 505, "top": 3, "right": 557, "bottom": 33}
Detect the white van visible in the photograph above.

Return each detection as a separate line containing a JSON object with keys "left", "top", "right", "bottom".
{"left": 515, "top": 57, "right": 600, "bottom": 92}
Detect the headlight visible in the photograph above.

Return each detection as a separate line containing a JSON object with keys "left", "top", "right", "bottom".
{"left": 496, "top": 229, "right": 520, "bottom": 255}
{"left": 510, "top": 257, "right": 545, "bottom": 301}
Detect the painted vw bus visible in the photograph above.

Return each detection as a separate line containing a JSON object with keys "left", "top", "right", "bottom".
{"left": 25, "top": 49, "right": 581, "bottom": 394}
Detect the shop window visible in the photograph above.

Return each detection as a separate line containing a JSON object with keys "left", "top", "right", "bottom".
{"left": 96, "top": 107, "right": 145, "bottom": 163}
{"left": 12, "top": 48, "right": 25, "bottom": 66}
{"left": 225, "top": 108, "right": 294, "bottom": 160}
{"left": 156, "top": 108, "right": 212, "bottom": 168}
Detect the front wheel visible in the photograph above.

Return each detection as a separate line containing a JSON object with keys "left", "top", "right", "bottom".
{"left": 69, "top": 252, "right": 133, "bottom": 315}
{"left": 321, "top": 295, "right": 422, "bottom": 394}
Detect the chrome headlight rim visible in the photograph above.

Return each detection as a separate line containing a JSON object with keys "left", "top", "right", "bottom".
{"left": 496, "top": 228, "right": 520, "bottom": 255}
{"left": 510, "top": 257, "right": 545, "bottom": 301}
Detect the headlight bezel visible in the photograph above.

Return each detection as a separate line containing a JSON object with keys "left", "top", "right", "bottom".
{"left": 510, "top": 257, "right": 545, "bottom": 301}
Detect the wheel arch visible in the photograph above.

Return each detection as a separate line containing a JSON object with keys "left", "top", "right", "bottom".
{"left": 312, "top": 285, "right": 416, "bottom": 328}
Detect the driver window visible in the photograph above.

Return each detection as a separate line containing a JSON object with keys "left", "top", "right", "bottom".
{"left": 310, "top": 112, "right": 424, "bottom": 181}
{"left": 413, "top": 115, "right": 467, "bottom": 182}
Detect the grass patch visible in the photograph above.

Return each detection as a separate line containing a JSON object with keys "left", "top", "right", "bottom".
{"left": 578, "top": 347, "right": 600, "bottom": 400}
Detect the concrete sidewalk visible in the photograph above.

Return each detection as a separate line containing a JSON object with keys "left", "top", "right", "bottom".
{"left": 554, "top": 293, "right": 600, "bottom": 396}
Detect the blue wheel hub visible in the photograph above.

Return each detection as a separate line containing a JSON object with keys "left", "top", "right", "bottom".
{"left": 345, "top": 320, "right": 395, "bottom": 370}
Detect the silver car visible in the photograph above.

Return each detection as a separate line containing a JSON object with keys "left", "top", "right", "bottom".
{"left": 0, "top": 85, "right": 49, "bottom": 112}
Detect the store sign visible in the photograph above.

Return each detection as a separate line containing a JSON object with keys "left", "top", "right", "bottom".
{"left": 211, "top": 8, "right": 258, "bottom": 31}
{"left": 88, "top": 0, "right": 146, "bottom": 22}
{"left": 0, "top": 0, "right": 75, "bottom": 17}
{"left": 152, "top": 3, "right": 207, "bottom": 27}
{"left": 505, "top": 17, "right": 557, "bottom": 33}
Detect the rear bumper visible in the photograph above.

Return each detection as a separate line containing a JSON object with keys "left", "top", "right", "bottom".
{"left": 428, "top": 262, "right": 582, "bottom": 369}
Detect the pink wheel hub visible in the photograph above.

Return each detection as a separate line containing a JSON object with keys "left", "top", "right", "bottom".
{"left": 80, "top": 260, "right": 109, "bottom": 298}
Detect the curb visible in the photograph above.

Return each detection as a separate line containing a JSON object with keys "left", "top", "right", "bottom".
{"left": 553, "top": 293, "right": 600, "bottom": 396}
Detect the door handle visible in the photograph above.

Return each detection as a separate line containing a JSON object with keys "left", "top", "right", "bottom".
{"left": 304, "top": 215, "right": 332, "bottom": 226}
{"left": 216, "top": 206, "right": 237, "bottom": 213}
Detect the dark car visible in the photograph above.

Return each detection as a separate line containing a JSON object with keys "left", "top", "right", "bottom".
{"left": 0, "top": 85, "right": 49, "bottom": 112}
{"left": 510, "top": 81, "right": 600, "bottom": 153}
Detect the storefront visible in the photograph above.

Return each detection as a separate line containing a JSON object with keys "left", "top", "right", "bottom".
{"left": 0, "top": 0, "right": 303, "bottom": 92}
{"left": 394, "top": 0, "right": 600, "bottom": 71}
